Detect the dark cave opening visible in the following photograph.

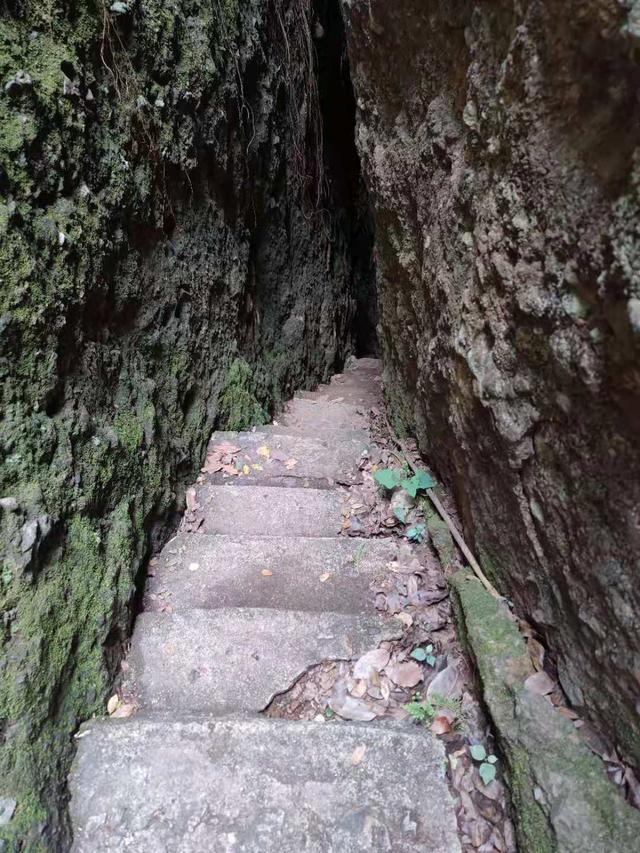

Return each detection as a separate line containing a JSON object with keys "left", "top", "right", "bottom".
{"left": 314, "top": 0, "right": 379, "bottom": 357}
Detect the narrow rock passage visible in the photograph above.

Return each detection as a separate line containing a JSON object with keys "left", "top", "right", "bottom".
{"left": 69, "top": 360, "right": 462, "bottom": 852}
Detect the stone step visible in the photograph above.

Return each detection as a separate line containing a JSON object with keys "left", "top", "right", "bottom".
{"left": 294, "top": 371, "right": 383, "bottom": 407}
{"left": 194, "top": 484, "right": 346, "bottom": 537}
{"left": 204, "top": 430, "right": 369, "bottom": 487}
{"left": 280, "top": 398, "right": 370, "bottom": 432}
{"left": 129, "top": 608, "right": 396, "bottom": 713}
{"left": 146, "top": 534, "right": 397, "bottom": 614}
{"left": 70, "top": 715, "right": 461, "bottom": 853}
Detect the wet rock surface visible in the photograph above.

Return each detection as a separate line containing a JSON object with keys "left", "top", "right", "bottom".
{"left": 341, "top": 0, "right": 640, "bottom": 773}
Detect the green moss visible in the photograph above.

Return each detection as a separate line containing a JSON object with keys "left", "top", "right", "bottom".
{"left": 451, "top": 572, "right": 640, "bottom": 852}
{"left": 422, "top": 497, "right": 458, "bottom": 569}
{"left": 114, "top": 412, "right": 144, "bottom": 454}
{"left": 218, "top": 358, "right": 269, "bottom": 431}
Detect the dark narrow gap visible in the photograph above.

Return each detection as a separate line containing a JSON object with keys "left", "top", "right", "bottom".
{"left": 314, "top": 0, "right": 379, "bottom": 357}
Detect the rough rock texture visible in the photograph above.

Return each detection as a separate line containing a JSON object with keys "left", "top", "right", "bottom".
{"left": 70, "top": 717, "right": 460, "bottom": 853}
{"left": 451, "top": 570, "right": 640, "bottom": 852}
{"left": 0, "top": 1, "right": 371, "bottom": 847}
{"left": 341, "top": 0, "right": 640, "bottom": 769}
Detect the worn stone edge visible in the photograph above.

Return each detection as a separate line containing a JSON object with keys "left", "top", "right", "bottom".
{"left": 449, "top": 570, "right": 640, "bottom": 853}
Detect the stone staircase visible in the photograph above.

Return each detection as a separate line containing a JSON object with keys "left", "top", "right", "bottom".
{"left": 69, "top": 359, "right": 461, "bottom": 852}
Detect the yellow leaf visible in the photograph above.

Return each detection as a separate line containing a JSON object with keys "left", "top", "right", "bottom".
{"left": 351, "top": 744, "right": 367, "bottom": 766}
{"left": 252, "top": 463, "right": 263, "bottom": 471}
{"left": 258, "top": 445, "right": 271, "bottom": 459}
{"left": 242, "top": 464, "right": 251, "bottom": 475}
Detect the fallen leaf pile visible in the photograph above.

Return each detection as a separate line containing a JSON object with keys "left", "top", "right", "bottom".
{"left": 180, "top": 486, "right": 205, "bottom": 533}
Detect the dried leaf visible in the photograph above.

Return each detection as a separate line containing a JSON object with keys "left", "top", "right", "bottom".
{"left": 387, "top": 661, "right": 424, "bottom": 688}
{"left": 261, "top": 569, "right": 273, "bottom": 577}
{"left": 107, "top": 694, "right": 119, "bottom": 715}
{"left": 395, "top": 612, "right": 413, "bottom": 627}
{"left": 431, "top": 715, "right": 452, "bottom": 735}
{"left": 185, "top": 488, "right": 198, "bottom": 511}
{"left": 188, "top": 562, "right": 199, "bottom": 572}
{"left": 350, "top": 680, "right": 368, "bottom": 698}
{"left": 213, "top": 443, "right": 240, "bottom": 455}
{"left": 353, "top": 648, "right": 391, "bottom": 680}
{"left": 426, "top": 663, "right": 463, "bottom": 700}
{"left": 258, "top": 445, "right": 271, "bottom": 459}
{"left": 285, "top": 458, "right": 298, "bottom": 470}
{"left": 319, "top": 572, "right": 332, "bottom": 583}
{"left": 330, "top": 693, "right": 377, "bottom": 722}
{"left": 524, "top": 671, "right": 555, "bottom": 696}
{"left": 111, "top": 703, "right": 135, "bottom": 719}
{"left": 351, "top": 744, "right": 367, "bottom": 766}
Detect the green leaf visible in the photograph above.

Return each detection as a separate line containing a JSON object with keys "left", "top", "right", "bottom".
{"left": 479, "top": 762, "right": 497, "bottom": 785}
{"left": 487, "top": 755, "right": 498, "bottom": 764}
{"left": 400, "top": 471, "right": 437, "bottom": 497}
{"left": 426, "top": 655, "right": 437, "bottom": 667}
{"left": 470, "top": 744, "right": 487, "bottom": 762}
{"left": 411, "top": 648, "right": 427, "bottom": 661}
{"left": 393, "top": 505, "right": 408, "bottom": 523}
{"left": 374, "top": 468, "right": 403, "bottom": 491}
{"left": 426, "top": 645, "right": 434, "bottom": 653}
{"left": 407, "top": 524, "right": 427, "bottom": 543}
{"left": 324, "top": 707, "right": 334, "bottom": 719}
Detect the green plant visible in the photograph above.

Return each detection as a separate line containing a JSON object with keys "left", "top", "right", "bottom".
{"left": 411, "top": 644, "right": 437, "bottom": 667}
{"left": 405, "top": 692, "right": 461, "bottom": 725}
{"left": 374, "top": 467, "right": 436, "bottom": 499}
{"left": 469, "top": 743, "right": 499, "bottom": 784}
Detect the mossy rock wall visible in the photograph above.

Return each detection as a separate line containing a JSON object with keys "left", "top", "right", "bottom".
{"left": 0, "top": 1, "right": 364, "bottom": 847}
{"left": 341, "top": 0, "right": 640, "bottom": 770}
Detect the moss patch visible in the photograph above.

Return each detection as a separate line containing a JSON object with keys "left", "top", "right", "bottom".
{"left": 451, "top": 571, "right": 640, "bottom": 853}
{"left": 218, "top": 358, "right": 269, "bottom": 431}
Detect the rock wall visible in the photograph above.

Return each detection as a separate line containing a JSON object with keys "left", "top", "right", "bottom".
{"left": 341, "top": 0, "right": 640, "bottom": 769}
{"left": 0, "top": 1, "right": 369, "bottom": 847}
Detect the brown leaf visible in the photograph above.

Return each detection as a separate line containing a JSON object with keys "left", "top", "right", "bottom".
{"left": 202, "top": 457, "right": 223, "bottom": 474}
{"left": 350, "top": 744, "right": 367, "bottom": 766}
{"left": 386, "top": 661, "right": 424, "bottom": 688}
{"left": 213, "top": 442, "right": 240, "bottom": 455}
{"left": 431, "top": 715, "right": 452, "bottom": 735}
{"left": 111, "top": 703, "right": 135, "bottom": 719}
{"left": 527, "top": 637, "right": 546, "bottom": 671}
{"left": 350, "top": 680, "right": 368, "bottom": 698}
{"left": 524, "top": 671, "right": 555, "bottom": 696}
{"left": 426, "top": 663, "right": 463, "bottom": 700}
{"left": 353, "top": 648, "right": 391, "bottom": 680}
{"left": 330, "top": 692, "right": 377, "bottom": 722}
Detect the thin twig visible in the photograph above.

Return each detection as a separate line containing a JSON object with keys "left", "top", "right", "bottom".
{"left": 384, "top": 416, "right": 501, "bottom": 599}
